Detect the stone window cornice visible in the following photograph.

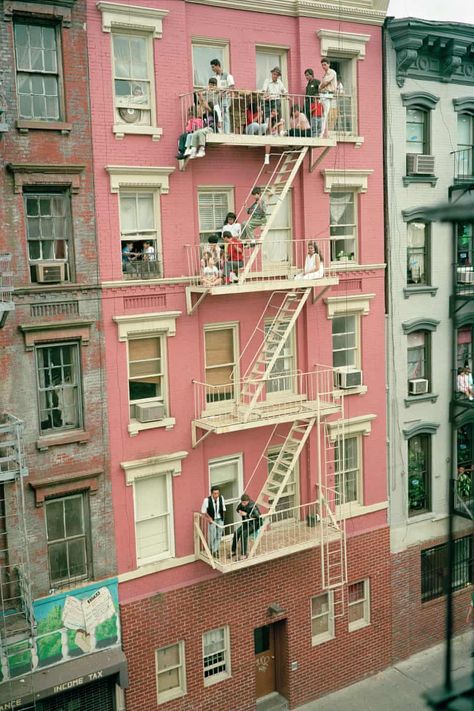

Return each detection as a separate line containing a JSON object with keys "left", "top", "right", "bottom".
{"left": 453, "top": 97, "right": 474, "bottom": 114}
{"left": 403, "top": 422, "right": 439, "bottom": 439}
{"left": 97, "top": 1, "right": 168, "bottom": 38}
{"left": 121, "top": 451, "right": 188, "bottom": 485}
{"left": 7, "top": 164, "right": 85, "bottom": 193}
{"left": 322, "top": 169, "right": 373, "bottom": 193}
{"left": 19, "top": 319, "right": 94, "bottom": 350}
{"left": 317, "top": 29, "right": 370, "bottom": 59}
{"left": 114, "top": 311, "right": 180, "bottom": 341}
{"left": 4, "top": 0, "right": 75, "bottom": 26}
{"left": 401, "top": 92, "right": 439, "bottom": 111}
{"left": 29, "top": 469, "right": 102, "bottom": 506}
{"left": 106, "top": 166, "right": 174, "bottom": 194}
{"left": 327, "top": 414, "right": 376, "bottom": 441}
{"left": 325, "top": 293, "right": 375, "bottom": 319}
{"left": 402, "top": 318, "right": 439, "bottom": 335}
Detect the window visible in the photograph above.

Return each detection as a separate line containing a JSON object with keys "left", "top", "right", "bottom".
{"left": 311, "top": 592, "right": 334, "bottom": 645}
{"left": 408, "top": 434, "right": 431, "bottom": 515}
{"left": 262, "top": 192, "right": 292, "bottom": 269}
{"left": 202, "top": 626, "right": 230, "bottom": 685}
{"left": 24, "top": 191, "right": 71, "bottom": 282}
{"left": 334, "top": 436, "right": 361, "bottom": 505}
{"left": 456, "top": 222, "right": 473, "bottom": 268}
{"left": 456, "top": 113, "right": 474, "bottom": 177}
{"left": 112, "top": 32, "right": 152, "bottom": 128}
{"left": 332, "top": 314, "right": 359, "bottom": 369}
{"left": 267, "top": 447, "right": 298, "bottom": 515}
{"left": 45, "top": 494, "right": 90, "bottom": 585}
{"left": 120, "top": 191, "right": 160, "bottom": 278}
{"left": 134, "top": 473, "right": 174, "bottom": 565}
{"left": 14, "top": 21, "right": 61, "bottom": 121}
{"left": 457, "top": 424, "right": 473, "bottom": 473}
{"left": 36, "top": 343, "right": 82, "bottom": 434}
{"left": 198, "top": 189, "right": 232, "bottom": 243}
{"left": 265, "top": 319, "right": 296, "bottom": 396}
{"left": 330, "top": 191, "right": 357, "bottom": 262}
{"left": 421, "top": 535, "right": 473, "bottom": 602}
{"left": 407, "top": 331, "right": 430, "bottom": 393}
{"left": 256, "top": 46, "right": 288, "bottom": 89}
{"left": 192, "top": 40, "right": 228, "bottom": 88}
{"left": 209, "top": 455, "right": 242, "bottom": 526}
{"left": 406, "top": 108, "right": 428, "bottom": 154}
{"left": 457, "top": 327, "right": 472, "bottom": 369}
{"left": 348, "top": 579, "right": 370, "bottom": 631}
{"left": 204, "top": 325, "right": 237, "bottom": 404}
{"left": 407, "top": 222, "right": 429, "bottom": 285}
{"left": 128, "top": 337, "right": 165, "bottom": 420}
{"left": 156, "top": 642, "right": 186, "bottom": 704}
{"left": 325, "top": 57, "right": 355, "bottom": 133}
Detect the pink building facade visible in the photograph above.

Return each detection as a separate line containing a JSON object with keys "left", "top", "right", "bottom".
{"left": 87, "top": 0, "right": 389, "bottom": 707}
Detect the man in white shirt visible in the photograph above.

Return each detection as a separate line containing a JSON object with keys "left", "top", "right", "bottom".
{"left": 262, "top": 66, "right": 287, "bottom": 119}
{"left": 210, "top": 58, "right": 235, "bottom": 134}
{"left": 201, "top": 486, "right": 226, "bottom": 557}
{"left": 319, "top": 58, "right": 337, "bottom": 137}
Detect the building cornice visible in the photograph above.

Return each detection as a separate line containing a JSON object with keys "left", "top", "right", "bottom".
{"left": 186, "top": 1, "right": 389, "bottom": 26}
{"left": 386, "top": 17, "right": 474, "bottom": 87}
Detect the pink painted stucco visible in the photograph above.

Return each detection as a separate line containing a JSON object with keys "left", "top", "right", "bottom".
{"left": 86, "top": 0, "right": 386, "bottom": 603}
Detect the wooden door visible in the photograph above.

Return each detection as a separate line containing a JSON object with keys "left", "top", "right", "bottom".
{"left": 254, "top": 625, "right": 276, "bottom": 698}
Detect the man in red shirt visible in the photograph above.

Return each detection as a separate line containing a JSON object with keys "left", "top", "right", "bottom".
{"left": 223, "top": 230, "right": 243, "bottom": 283}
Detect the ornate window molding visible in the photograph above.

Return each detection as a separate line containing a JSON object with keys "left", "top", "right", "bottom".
{"left": 322, "top": 169, "right": 373, "bottom": 193}
{"left": 121, "top": 451, "right": 188, "bottom": 485}
{"left": 317, "top": 29, "right": 370, "bottom": 59}
{"left": 403, "top": 422, "right": 439, "bottom": 439}
{"left": 30, "top": 469, "right": 102, "bottom": 507}
{"left": 106, "top": 166, "right": 174, "bottom": 194}
{"left": 325, "top": 293, "right": 375, "bottom": 319}
{"left": 97, "top": 1, "right": 168, "bottom": 38}
{"left": 402, "top": 318, "right": 439, "bottom": 335}
{"left": 7, "top": 164, "right": 85, "bottom": 194}
{"left": 19, "top": 319, "right": 94, "bottom": 350}
{"left": 401, "top": 92, "right": 439, "bottom": 111}
{"left": 402, "top": 207, "right": 432, "bottom": 223}
{"left": 455, "top": 313, "right": 474, "bottom": 328}
{"left": 453, "top": 97, "right": 474, "bottom": 114}
{"left": 327, "top": 414, "right": 376, "bottom": 441}
{"left": 114, "top": 311, "right": 180, "bottom": 341}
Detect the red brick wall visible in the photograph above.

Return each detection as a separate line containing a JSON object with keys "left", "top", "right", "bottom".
{"left": 120, "top": 527, "right": 391, "bottom": 711}
{"left": 391, "top": 532, "right": 472, "bottom": 662}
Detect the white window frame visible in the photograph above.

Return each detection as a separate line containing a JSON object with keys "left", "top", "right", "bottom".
{"left": 208, "top": 454, "right": 243, "bottom": 527}
{"left": 329, "top": 189, "right": 358, "bottom": 263}
{"left": 332, "top": 313, "right": 360, "bottom": 370}
{"left": 264, "top": 318, "right": 297, "bottom": 400}
{"left": 311, "top": 591, "right": 335, "bottom": 646}
{"left": 133, "top": 471, "right": 174, "bottom": 567}
{"left": 202, "top": 625, "right": 231, "bottom": 686}
{"left": 197, "top": 187, "right": 234, "bottom": 243}
{"left": 155, "top": 641, "right": 186, "bottom": 704}
{"left": 111, "top": 30, "right": 155, "bottom": 131}
{"left": 334, "top": 435, "right": 362, "bottom": 507}
{"left": 203, "top": 322, "right": 240, "bottom": 410}
{"left": 119, "top": 189, "right": 161, "bottom": 278}
{"left": 255, "top": 45, "right": 289, "bottom": 89}
{"left": 98, "top": 1, "right": 168, "bottom": 140}
{"left": 348, "top": 578, "right": 370, "bottom": 631}
{"left": 191, "top": 37, "right": 230, "bottom": 89}
{"left": 127, "top": 334, "right": 166, "bottom": 414}
{"left": 114, "top": 311, "right": 180, "bottom": 435}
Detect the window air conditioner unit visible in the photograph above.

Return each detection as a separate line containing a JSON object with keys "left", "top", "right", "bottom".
{"left": 134, "top": 402, "right": 165, "bottom": 423}
{"left": 335, "top": 367, "right": 363, "bottom": 389}
{"left": 406, "top": 154, "right": 435, "bottom": 175}
{"left": 35, "top": 262, "right": 65, "bottom": 283}
{"left": 409, "top": 378, "right": 429, "bottom": 395}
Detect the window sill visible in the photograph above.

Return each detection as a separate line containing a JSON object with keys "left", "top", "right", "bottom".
{"left": 36, "top": 430, "right": 90, "bottom": 450}
{"left": 403, "top": 286, "right": 438, "bottom": 298}
{"left": 332, "top": 134, "right": 364, "bottom": 148}
{"left": 128, "top": 417, "right": 175, "bottom": 436}
{"left": 407, "top": 511, "right": 434, "bottom": 524}
{"left": 337, "top": 500, "right": 388, "bottom": 520}
{"left": 404, "top": 393, "right": 438, "bottom": 407}
{"left": 311, "top": 633, "right": 335, "bottom": 647}
{"left": 158, "top": 690, "right": 187, "bottom": 705}
{"left": 348, "top": 620, "right": 370, "bottom": 633}
{"left": 113, "top": 124, "right": 163, "bottom": 141}
{"left": 334, "top": 385, "right": 367, "bottom": 397}
{"left": 17, "top": 119, "right": 72, "bottom": 134}
{"left": 204, "top": 672, "right": 230, "bottom": 688}
{"left": 403, "top": 175, "right": 438, "bottom": 187}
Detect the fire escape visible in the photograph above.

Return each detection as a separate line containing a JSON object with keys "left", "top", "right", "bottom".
{"left": 0, "top": 254, "right": 14, "bottom": 329}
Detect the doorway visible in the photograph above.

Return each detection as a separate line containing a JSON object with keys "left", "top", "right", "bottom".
{"left": 254, "top": 625, "right": 276, "bottom": 698}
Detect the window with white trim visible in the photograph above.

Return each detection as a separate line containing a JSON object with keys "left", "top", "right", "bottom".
{"left": 25, "top": 190, "right": 72, "bottom": 283}
{"left": 36, "top": 342, "right": 82, "bottom": 434}
{"left": 332, "top": 314, "right": 359, "bottom": 370}
{"left": 156, "top": 642, "right": 186, "bottom": 704}
{"left": 192, "top": 40, "right": 229, "bottom": 89}
{"left": 198, "top": 189, "right": 233, "bottom": 243}
{"left": 202, "top": 626, "right": 230, "bottom": 685}
{"left": 128, "top": 336, "right": 166, "bottom": 420}
{"left": 112, "top": 32, "right": 153, "bottom": 128}
{"left": 330, "top": 190, "right": 357, "bottom": 263}
{"left": 265, "top": 319, "right": 296, "bottom": 397}
{"left": 134, "top": 472, "right": 174, "bottom": 565}
{"left": 120, "top": 191, "right": 161, "bottom": 278}
{"left": 209, "top": 455, "right": 242, "bottom": 525}
{"left": 45, "top": 493, "right": 90, "bottom": 586}
{"left": 348, "top": 579, "right": 370, "bottom": 631}
{"left": 311, "top": 592, "right": 334, "bottom": 645}
{"left": 204, "top": 324, "right": 238, "bottom": 404}
{"left": 334, "top": 436, "right": 361, "bottom": 506}
{"left": 14, "top": 20, "right": 62, "bottom": 121}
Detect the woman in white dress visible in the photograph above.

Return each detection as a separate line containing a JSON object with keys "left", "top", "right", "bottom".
{"left": 295, "top": 241, "right": 324, "bottom": 279}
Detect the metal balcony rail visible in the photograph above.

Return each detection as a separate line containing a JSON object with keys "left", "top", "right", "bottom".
{"left": 452, "top": 147, "right": 474, "bottom": 181}
{"left": 455, "top": 261, "right": 474, "bottom": 297}
{"left": 193, "top": 366, "right": 341, "bottom": 428}
{"left": 194, "top": 499, "right": 341, "bottom": 571}
{"left": 122, "top": 258, "right": 162, "bottom": 280}
{"left": 185, "top": 237, "right": 334, "bottom": 287}
{"left": 179, "top": 90, "right": 354, "bottom": 138}
{"left": 0, "top": 414, "right": 28, "bottom": 481}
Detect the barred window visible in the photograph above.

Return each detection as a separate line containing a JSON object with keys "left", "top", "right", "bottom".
{"left": 421, "top": 535, "right": 473, "bottom": 602}
{"left": 202, "top": 626, "right": 230, "bottom": 685}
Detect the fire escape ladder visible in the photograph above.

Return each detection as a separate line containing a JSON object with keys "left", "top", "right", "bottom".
{"left": 238, "top": 147, "right": 308, "bottom": 284}
{"left": 238, "top": 288, "right": 310, "bottom": 419}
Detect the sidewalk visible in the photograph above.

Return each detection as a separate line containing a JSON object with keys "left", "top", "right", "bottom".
{"left": 296, "top": 633, "right": 473, "bottom": 711}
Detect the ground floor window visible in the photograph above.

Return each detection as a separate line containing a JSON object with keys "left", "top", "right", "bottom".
{"left": 421, "top": 535, "right": 473, "bottom": 602}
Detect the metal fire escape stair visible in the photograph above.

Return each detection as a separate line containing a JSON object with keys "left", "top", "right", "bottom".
{"left": 239, "top": 147, "right": 308, "bottom": 284}
{"left": 238, "top": 288, "right": 310, "bottom": 420}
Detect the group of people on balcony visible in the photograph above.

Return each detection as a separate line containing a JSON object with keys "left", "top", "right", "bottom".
{"left": 457, "top": 362, "right": 474, "bottom": 400}
{"left": 176, "top": 58, "right": 340, "bottom": 160}
{"left": 201, "top": 486, "right": 262, "bottom": 561}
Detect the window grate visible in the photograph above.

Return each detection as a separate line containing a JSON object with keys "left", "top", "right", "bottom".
{"left": 421, "top": 535, "right": 473, "bottom": 602}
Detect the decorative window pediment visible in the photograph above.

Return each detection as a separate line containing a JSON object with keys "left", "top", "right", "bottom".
{"left": 403, "top": 422, "right": 439, "bottom": 439}
{"left": 327, "top": 414, "right": 376, "bottom": 441}
{"left": 401, "top": 92, "right": 439, "bottom": 111}
{"left": 325, "top": 293, "right": 375, "bottom": 319}
{"left": 322, "top": 169, "right": 373, "bottom": 193}
{"left": 317, "top": 29, "right": 370, "bottom": 59}
{"left": 7, "top": 164, "right": 85, "bottom": 194}
{"left": 97, "top": 1, "right": 168, "bottom": 38}
{"left": 121, "top": 451, "right": 188, "bottom": 485}
{"left": 402, "top": 207, "right": 432, "bottom": 223}
{"left": 114, "top": 311, "right": 180, "bottom": 341}
{"left": 453, "top": 97, "right": 474, "bottom": 114}
{"left": 106, "top": 166, "right": 174, "bottom": 194}
{"left": 402, "top": 318, "right": 439, "bottom": 335}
